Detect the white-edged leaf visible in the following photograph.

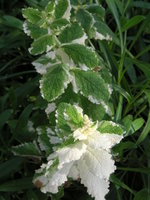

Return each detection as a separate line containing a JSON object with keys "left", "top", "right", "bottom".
{"left": 98, "top": 120, "right": 124, "bottom": 135}
{"left": 29, "top": 34, "right": 55, "bottom": 55}
{"left": 36, "top": 126, "right": 53, "bottom": 155}
{"left": 12, "top": 142, "right": 41, "bottom": 157}
{"left": 23, "top": 21, "right": 48, "bottom": 39}
{"left": 64, "top": 104, "right": 84, "bottom": 129}
{"left": 22, "top": 8, "right": 41, "bottom": 24}
{"left": 40, "top": 64, "right": 70, "bottom": 102}
{"left": 50, "top": 18, "right": 69, "bottom": 31}
{"left": 56, "top": 103, "right": 84, "bottom": 136}
{"left": 62, "top": 44, "right": 99, "bottom": 69}
{"left": 55, "top": 103, "right": 72, "bottom": 134}
{"left": 58, "top": 22, "right": 86, "bottom": 44}
{"left": 76, "top": 9, "right": 95, "bottom": 37}
{"left": 86, "top": 4, "right": 105, "bottom": 20}
{"left": 71, "top": 69, "right": 109, "bottom": 104}
{"left": 94, "top": 20, "right": 113, "bottom": 41}
{"left": 32, "top": 52, "right": 57, "bottom": 74}
{"left": 54, "top": 0, "right": 71, "bottom": 20}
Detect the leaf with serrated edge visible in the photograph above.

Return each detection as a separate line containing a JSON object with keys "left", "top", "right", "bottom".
{"left": 29, "top": 34, "right": 55, "bottom": 55}
{"left": 71, "top": 69, "right": 109, "bottom": 105}
{"left": 54, "top": 0, "right": 71, "bottom": 20}
{"left": 22, "top": 8, "right": 41, "bottom": 24}
{"left": 12, "top": 142, "right": 41, "bottom": 157}
{"left": 40, "top": 64, "right": 70, "bottom": 102}
{"left": 62, "top": 44, "right": 99, "bottom": 69}
{"left": 58, "top": 22, "right": 87, "bottom": 44}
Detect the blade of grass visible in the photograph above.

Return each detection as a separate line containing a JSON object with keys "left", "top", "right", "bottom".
{"left": 136, "top": 112, "right": 150, "bottom": 145}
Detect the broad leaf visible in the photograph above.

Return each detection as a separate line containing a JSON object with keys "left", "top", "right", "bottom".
{"left": 78, "top": 150, "right": 110, "bottom": 200}
{"left": 62, "top": 44, "right": 99, "bottom": 69}
{"left": 23, "top": 21, "right": 48, "bottom": 39}
{"left": 98, "top": 121, "right": 124, "bottom": 135}
{"left": 41, "top": 64, "right": 70, "bottom": 102}
{"left": 32, "top": 52, "right": 57, "bottom": 74}
{"left": 94, "top": 20, "right": 114, "bottom": 41}
{"left": 37, "top": 126, "right": 53, "bottom": 155}
{"left": 29, "top": 34, "right": 55, "bottom": 55}
{"left": 54, "top": 0, "right": 71, "bottom": 20}
{"left": 76, "top": 9, "right": 95, "bottom": 37}
{"left": 56, "top": 103, "right": 71, "bottom": 135}
{"left": 64, "top": 104, "right": 84, "bottom": 129}
{"left": 12, "top": 142, "right": 41, "bottom": 157}
{"left": 22, "top": 8, "right": 41, "bottom": 24}
{"left": 58, "top": 22, "right": 86, "bottom": 44}
{"left": 86, "top": 4, "right": 105, "bottom": 20}
{"left": 71, "top": 69, "right": 109, "bottom": 104}
{"left": 50, "top": 19, "right": 69, "bottom": 31}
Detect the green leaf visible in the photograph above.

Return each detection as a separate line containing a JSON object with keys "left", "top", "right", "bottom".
{"left": 71, "top": 69, "right": 109, "bottom": 104}
{"left": 118, "top": 167, "right": 150, "bottom": 175}
{"left": 105, "top": 0, "right": 121, "bottom": 35}
{"left": 122, "top": 115, "right": 133, "bottom": 133}
{"left": 45, "top": 0, "right": 55, "bottom": 14}
{"left": 0, "top": 178, "right": 33, "bottom": 192}
{"left": 82, "top": 99, "right": 110, "bottom": 121}
{"left": 56, "top": 103, "right": 71, "bottom": 135}
{"left": 29, "top": 34, "right": 55, "bottom": 55}
{"left": 41, "top": 64, "right": 70, "bottom": 102}
{"left": 23, "top": 21, "right": 48, "bottom": 39}
{"left": 64, "top": 104, "right": 84, "bottom": 129}
{"left": 132, "top": 1, "right": 150, "bottom": 9}
{"left": 54, "top": 0, "right": 70, "bottom": 20}
{"left": 76, "top": 9, "right": 95, "bottom": 37}
{"left": 12, "top": 142, "right": 41, "bottom": 157}
{"left": 105, "top": 0, "right": 123, "bottom": 50}
{"left": 122, "top": 15, "right": 145, "bottom": 32}
{"left": 136, "top": 112, "right": 150, "bottom": 145}
{"left": 0, "top": 109, "right": 12, "bottom": 129}
{"left": 98, "top": 120, "right": 124, "bottom": 135}
{"left": 32, "top": 53, "right": 57, "bottom": 74}
{"left": 37, "top": 126, "right": 53, "bottom": 155}
{"left": 2, "top": 15, "right": 23, "bottom": 30}
{"left": 50, "top": 19, "right": 69, "bottom": 30}
{"left": 22, "top": 8, "right": 41, "bottom": 24}
{"left": 134, "top": 189, "right": 150, "bottom": 200}
{"left": 0, "top": 157, "right": 24, "bottom": 179}
{"left": 86, "top": 4, "right": 105, "bottom": 20}
{"left": 62, "top": 44, "right": 99, "bottom": 69}
{"left": 113, "top": 141, "right": 136, "bottom": 157}
{"left": 144, "top": 89, "right": 150, "bottom": 105}
{"left": 130, "top": 118, "right": 145, "bottom": 133}
{"left": 94, "top": 20, "right": 116, "bottom": 41}
{"left": 58, "top": 23, "right": 85, "bottom": 44}
{"left": 112, "top": 84, "right": 132, "bottom": 102}
{"left": 110, "top": 174, "right": 135, "bottom": 195}
{"left": 12, "top": 104, "right": 33, "bottom": 141}
{"left": 133, "top": 59, "right": 150, "bottom": 78}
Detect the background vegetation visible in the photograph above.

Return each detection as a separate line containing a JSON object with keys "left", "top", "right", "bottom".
{"left": 0, "top": 0, "right": 150, "bottom": 199}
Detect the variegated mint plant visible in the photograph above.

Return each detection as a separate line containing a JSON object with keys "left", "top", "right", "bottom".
{"left": 12, "top": 1, "right": 125, "bottom": 200}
